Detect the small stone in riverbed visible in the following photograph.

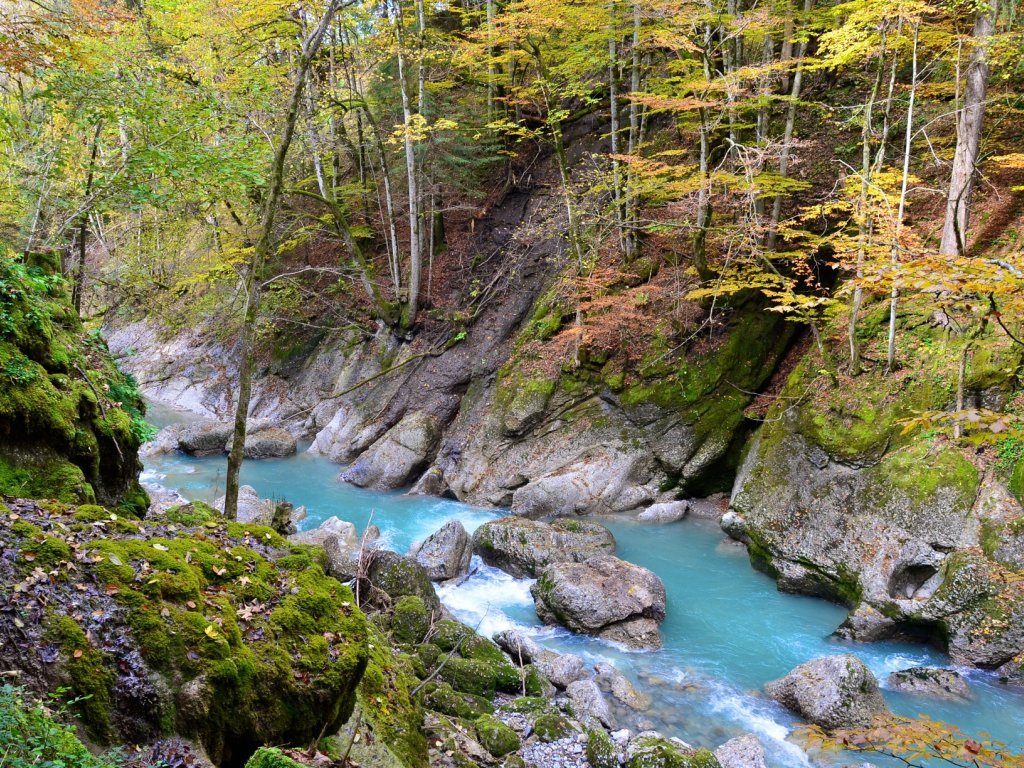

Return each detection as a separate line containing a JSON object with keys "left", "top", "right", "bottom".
{"left": 887, "top": 667, "right": 972, "bottom": 700}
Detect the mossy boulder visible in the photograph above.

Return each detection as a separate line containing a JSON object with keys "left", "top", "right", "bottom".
{"left": 0, "top": 498, "right": 369, "bottom": 764}
{"left": 532, "top": 712, "right": 575, "bottom": 742}
{"left": 392, "top": 595, "right": 431, "bottom": 644}
{"left": 0, "top": 250, "right": 147, "bottom": 513}
{"left": 421, "top": 682, "right": 494, "bottom": 719}
{"left": 437, "top": 657, "right": 520, "bottom": 699}
{"left": 627, "top": 736, "right": 720, "bottom": 768}
{"left": 474, "top": 714, "right": 520, "bottom": 757}
{"left": 367, "top": 550, "right": 441, "bottom": 612}
{"left": 587, "top": 727, "right": 619, "bottom": 768}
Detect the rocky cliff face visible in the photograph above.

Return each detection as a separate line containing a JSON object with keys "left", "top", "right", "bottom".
{"left": 0, "top": 250, "right": 146, "bottom": 512}
{"left": 726, "top": 334, "right": 1024, "bottom": 674}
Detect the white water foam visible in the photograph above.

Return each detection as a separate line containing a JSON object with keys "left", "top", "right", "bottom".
{"left": 437, "top": 559, "right": 539, "bottom": 637}
{"left": 705, "top": 680, "right": 812, "bottom": 767}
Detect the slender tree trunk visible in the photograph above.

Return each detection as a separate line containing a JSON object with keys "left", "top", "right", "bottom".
{"left": 766, "top": 0, "right": 813, "bottom": 252}
{"left": 886, "top": 22, "right": 920, "bottom": 374}
{"left": 849, "top": 32, "right": 887, "bottom": 375}
{"left": 486, "top": 0, "right": 495, "bottom": 119}
{"left": 608, "top": 0, "right": 626, "bottom": 257}
{"left": 939, "top": 0, "right": 996, "bottom": 256}
{"left": 394, "top": 2, "right": 422, "bottom": 330}
{"left": 623, "top": 0, "right": 641, "bottom": 257}
{"left": 72, "top": 122, "right": 103, "bottom": 317}
{"left": 223, "top": 0, "right": 343, "bottom": 520}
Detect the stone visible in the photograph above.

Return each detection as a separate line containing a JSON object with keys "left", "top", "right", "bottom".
{"left": 143, "top": 481, "right": 188, "bottom": 516}
{"left": 537, "top": 653, "right": 587, "bottom": 690}
{"left": 714, "top": 734, "right": 767, "bottom": 768}
{"left": 288, "top": 516, "right": 358, "bottom": 547}
{"left": 531, "top": 556, "right": 666, "bottom": 650}
{"left": 887, "top": 667, "right": 972, "bottom": 700}
{"left": 472, "top": 516, "right": 616, "bottom": 578}
{"left": 636, "top": 500, "right": 689, "bottom": 524}
{"left": 493, "top": 629, "right": 548, "bottom": 666}
{"left": 594, "top": 662, "right": 650, "bottom": 711}
{"left": 764, "top": 655, "right": 889, "bottom": 730}
{"left": 414, "top": 520, "right": 473, "bottom": 581}
{"left": 367, "top": 550, "right": 441, "bottom": 612}
{"left": 178, "top": 422, "right": 233, "bottom": 455}
{"left": 236, "top": 426, "right": 297, "bottom": 459}
{"left": 141, "top": 424, "right": 187, "bottom": 457}
{"left": 341, "top": 410, "right": 441, "bottom": 490}
{"left": 213, "top": 485, "right": 273, "bottom": 526}
{"left": 475, "top": 714, "right": 521, "bottom": 757}
{"left": 565, "top": 679, "right": 614, "bottom": 728}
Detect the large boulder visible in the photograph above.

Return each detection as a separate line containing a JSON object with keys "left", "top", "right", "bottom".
{"left": 178, "top": 422, "right": 233, "bottom": 455}
{"left": 636, "top": 500, "right": 689, "bottom": 524}
{"left": 472, "top": 516, "right": 616, "bottom": 578}
{"left": 764, "top": 655, "right": 889, "bottom": 730}
{"left": 531, "top": 556, "right": 666, "bottom": 649}
{"left": 413, "top": 520, "right": 473, "bottom": 581}
{"left": 0, "top": 498, "right": 368, "bottom": 764}
{"left": 236, "top": 426, "right": 297, "bottom": 459}
{"left": 886, "top": 667, "right": 972, "bottom": 701}
{"left": 341, "top": 410, "right": 441, "bottom": 490}
{"left": 366, "top": 550, "right": 441, "bottom": 613}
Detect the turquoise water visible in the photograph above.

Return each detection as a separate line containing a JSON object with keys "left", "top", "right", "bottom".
{"left": 143, "top": 402, "right": 1024, "bottom": 766}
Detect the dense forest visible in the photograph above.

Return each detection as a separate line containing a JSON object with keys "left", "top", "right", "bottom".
{"left": 2, "top": 0, "right": 1024, "bottom": 766}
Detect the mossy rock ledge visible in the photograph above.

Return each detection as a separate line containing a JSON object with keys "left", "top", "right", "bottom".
{"left": 0, "top": 497, "right": 369, "bottom": 765}
{"left": 0, "top": 251, "right": 147, "bottom": 513}
{"left": 725, "top": 351, "right": 1024, "bottom": 671}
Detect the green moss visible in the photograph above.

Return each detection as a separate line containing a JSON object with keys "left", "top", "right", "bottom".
{"left": 393, "top": 596, "right": 431, "bottom": 645}
{"left": 421, "top": 682, "right": 494, "bottom": 719}
{"left": 474, "top": 714, "right": 520, "bottom": 757}
{"left": 586, "top": 727, "right": 618, "bottom": 768}
{"left": 244, "top": 747, "right": 305, "bottom": 768}
{"left": 162, "top": 501, "right": 218, "bottom": 526}
{"left": 356, "top": 622, "right": 428, "bottom": 768}
{"left": 532, "top": 712, "right": 574, "bottom": 742}
{"left": 43, "top": 616, "right": 115, "bottom": 743}
{"left": 438, "top": 657, "right": 520, "bottom": 699}
{"left": 870, "top": 444, "right": 979, "bottom": 507}
{"left": 0, "top": 455, "right": 94, "bottom": 505}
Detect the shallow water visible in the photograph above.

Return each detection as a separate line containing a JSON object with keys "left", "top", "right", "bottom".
{"left": 143, "top": 401, "right": 1024, "bottom": 766}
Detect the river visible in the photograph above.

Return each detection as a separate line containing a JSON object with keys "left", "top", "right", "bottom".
{"left": 142, "top": 401, "right": 1024, "bottom": 767}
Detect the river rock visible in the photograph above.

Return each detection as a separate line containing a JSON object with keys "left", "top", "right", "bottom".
{"left": 764, "top": 655, "right": 889, "bottom": 730}
{"left": 636, "top": 500, "right": 689, "bottom": 524}
{"left": 288, "top": 516, "right": 359, "bottom": 547}
{"left": 594, "top": 662, "right": 650, "bottom": 710}
{"left": 141, "top": 423, "right": 187, "bottom": 457}
{"left": 341, "top": 410, "right": 441, "bottom": 490}
{"left": 538, "top": 652, "right": 588, "bottom": 689}
{"left": 493, "top": 629, "right": 548, "bottom": 666}
{"left": 233, "top": 426, "right": 297, "bottom": 458}
{"left": 213, "top": 484, "right": 274, "bottom": 526}
{"left": 566, "top": 679, "right": 614, "bottom": 728}
{"left": 143, "top": 481, "right": 188, "bottom": 516}
{"left": 472, "top": 516, "right": 616, "bottom": 578}
{"left": 367, "top": 549, "right": 441, "bottom": 612}
{"left": 414, "top": 519, "right": 473, "bottom": 581}
{"left": 714, "top": 733, "right": 767, "bottom": 768}
{"left": 887, "top": 667, "right": 972, "bottom": 700}
{"left": 179, "top": 422, "right": 233, "bottom": 454}
{"left": 531, "top": 556, "right": 666, "bottom": 649}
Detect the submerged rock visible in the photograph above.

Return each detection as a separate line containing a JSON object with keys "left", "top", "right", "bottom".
{"left": 531, "top": 556, "right": 666, "bottom": 649}
{"left": 764, "top": 655, "right": 889, "bottom": 730}
{"left": 413, "top": 519, "right": 473, "bottom": 581}
{"left": 472, "top": 516, "right": 616, "bottom": 578}
{"left": 594, "top": 662, "right": 651, "bottom": 711}
{"left": 887, "top": 667, "right": 972, "bottom": 700}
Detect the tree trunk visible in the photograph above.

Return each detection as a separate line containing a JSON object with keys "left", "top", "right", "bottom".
{"left": 72, "top": 122, "right": 103, "bottom": 317}
{"left": 223, "top": 0, "right": 343, "bottom": 520}
{"left": 608, "top": 0, "right": 626, "bottom": 257}
{"left": 394, "top": 2, "right": 422, "bottom": 331}
{"left": 886, "top": 22, "right": 920, "bottom": 374}
{"left": 766, "top": 0, "right": 813, "bottom": 252}
{"left": 939, "top": 0, "right": 996, "bottom": 256}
